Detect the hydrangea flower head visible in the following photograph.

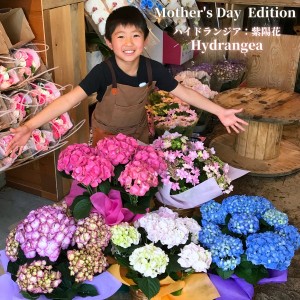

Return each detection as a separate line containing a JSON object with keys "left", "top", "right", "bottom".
{"left": 262, "top": 209, "right": 289, "bottom": 228}
{"left": 111, "top": 222, "right": 141, "bottom": 248}
{"left": 200, "top": 200, "right": 227, "bottom": 225}
{"left": 228, "top": 213, "right": 260, "bottom": 235}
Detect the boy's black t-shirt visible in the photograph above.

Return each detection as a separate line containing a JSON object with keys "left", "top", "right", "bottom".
{"left": 79, "top": 55, "right": 178, "bottom": 101}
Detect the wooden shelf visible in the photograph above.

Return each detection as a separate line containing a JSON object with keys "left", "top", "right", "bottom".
{"left": 1, "top": 0, "right": 89, "bottom": 201}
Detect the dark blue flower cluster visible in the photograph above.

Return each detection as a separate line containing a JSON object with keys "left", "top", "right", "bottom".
{"left": 198, "top": 195, "right": 300, "bottom": 274}
{"left": 140, "top": 0, "right": 154, "bottom": 10}
{"left": 276, "top": 225, "right": 300, "bottom": 251}
{"left": 198, "top": 222, "right": 222, "bottom": 248}
{"left": 228, "top": 213, "right": 260, "bottom": 235}
{"left": 222, "top": 195, "right": 274, "bottom": 217}
{"left": 246, "top": 232, "right": 295, "bottom": 270}
{"left": 262, "top": 209, "right": 289, "bottom": 228}
{"left": 210, "top": 235, "right": 244, "bottom": 271}
{"left": 200, "top": 200, "right": 227, "bottom": 225}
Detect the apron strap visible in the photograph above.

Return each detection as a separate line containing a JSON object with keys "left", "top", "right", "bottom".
{"left": 105, "top": 59, "right": 118, "bottom": 95}
{"left": 145, "top": 58, "right": 153, "bottom": 87}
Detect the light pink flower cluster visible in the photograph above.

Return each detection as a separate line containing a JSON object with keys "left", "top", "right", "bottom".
{"left": 0, "top": 65, "right": 20, "bottom": 90}
{"left": 118, "top": 145, "right": 167, "bottom": 196}
{"left": 72, "top": 213, "right": 111, "bottom": 249}
{"left": 49, "top": 112, "right": 73, "bottom": 139}
{"left": 67, "top": 246, "right": 108, "bottom": 282}
{"left": 134, "top": 207, "right": 201, "bottom": 249}
{"left": 14, "top": 205, "right": 77, "bottom": 262}
{"left": 16, "top": 260, "right": 62, "bottom": 294}
{"left": 31, "top": 129, "right": 55, "bottom": 151}
{"left": 96, "top": 133, "right": 138, "bottom": 165}
{"left": 152, "top": 132, "right": 233, "bottom": 194}
{"left": 30, "top": 81, "right": 61, "bottom": 106}
{"left": 175, "top": 70, "right": 218, "bottom": 99}
{"left": 10, "top": 92, "right": 33, "bottom": 121}
{"left": 13, "top": 48, "right": 41, "bottom": 79}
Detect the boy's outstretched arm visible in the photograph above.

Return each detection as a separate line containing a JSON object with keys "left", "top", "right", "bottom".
{"left": 171, "top": 84, "right": 248, "bottom": 133}
{"left": 6, "top": 86, "right": 88, "bottom": 156}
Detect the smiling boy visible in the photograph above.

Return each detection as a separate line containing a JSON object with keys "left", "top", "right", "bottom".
{"left": 7, "top": 6, "right": 247, "bottom": 155}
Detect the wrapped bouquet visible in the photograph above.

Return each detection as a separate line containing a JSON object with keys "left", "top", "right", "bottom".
{"left": 152, "top": 132, "right": 247, "bottom": 210}
{"left": 0, "top": 65, "right": 20, "bottom": 91}
{"left": 199, "top": 195, "right": 300, "bottom": 298}
{"left": 108, "top": 207, "right": 219, "bottom": 299}
{"left": 1, "top": 203, "right": 119, "bottom": 299}
{"left": 58, "top": 133, "right": 167, "bottom": 215}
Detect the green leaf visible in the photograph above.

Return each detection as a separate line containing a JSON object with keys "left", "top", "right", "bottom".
{"left": 77, "top": 283, "right": 99, "bottom": 297}
{"left": 166, "top": 254, "right": 182, "bottom": 274}
{"left": 56, "top": 262, "right": 73, "bottom": 288}
{"left": 58, "top": 171, "right": 73, "bottom": 179}
{"left": 45, "top": 287, "right": 71, "bottom": 299}
{"left": 113, "top": 165, "right": 126, "bottom": 181}
{"left": 97, "top": 180, "right": 111, "bottom": 194}
{"left": 7, "top": 261, "right": 20, "bottom": 276}
{"left": 216, "top": 268, "right": 234, "bottom": 279}
{"left": 73, "top": 198, "right": 92, "bottom": 220}
{"left": 235, "top": 262, "right": 269, "bottom": 284}
{"left": 21, "top": 291, "right": 40, "bottom": 299}
{"left": 135, "top": 277, "right": 160, "bottom": 299}
{"left": 123, "top": 196, "right": 151, "bottom": 214}
{"left": 114, "top": 254, "right": 131, "bottom": 268}
{"left": 70, "top": 195, "right": 89, "bottom": 212}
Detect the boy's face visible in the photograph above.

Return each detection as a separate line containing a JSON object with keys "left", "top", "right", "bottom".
{"left": 105, "top": 25, "right": 146, "bottom": 63}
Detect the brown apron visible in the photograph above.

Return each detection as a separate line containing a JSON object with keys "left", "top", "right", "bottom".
{"left": 92, "top": 58, "right": 156, "bottom": 146}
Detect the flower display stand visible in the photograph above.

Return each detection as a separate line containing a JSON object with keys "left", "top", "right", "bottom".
{"left": 0, "top": 0, "right": 89, "bottom": 201}
{"left": 210, "top": 87, "right": 300, "bottom": 176}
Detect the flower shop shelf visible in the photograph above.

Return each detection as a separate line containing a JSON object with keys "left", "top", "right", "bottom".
{"left": 210, "top": 87, "right": 300, "bottom": 177}
{"left": 1, "top": 0, "right": 89, "bottom": 201}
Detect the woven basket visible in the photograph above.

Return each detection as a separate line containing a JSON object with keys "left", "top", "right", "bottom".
{"left": 130, "top": 287, "right": 148, "bottom": 300}
{"left": 153, "top": 198, "right": 195, "bottom": 218}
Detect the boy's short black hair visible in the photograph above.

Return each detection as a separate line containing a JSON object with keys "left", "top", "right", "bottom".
{"left": 105, "top": 6, "right": 149, "bottom": 41}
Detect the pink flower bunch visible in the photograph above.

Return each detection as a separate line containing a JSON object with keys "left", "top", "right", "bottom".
{"left": 13, "top": 48, "right": 41, "bottom": 79}
{"left": 31, "top": 129, "right": 55, "bottom": 151}
{"left": 72, "top": 154, "right": 114, "bottom": 187}
{"left": 16, "top": 260, "right": 62, "bottom": 294}
{"left": 118, "top": 145, "right": 167, "bottom": 196}
{"left": 152, "top": 132, "right": 233, "bottom": 195}
{"left": 9, "top": 92, "right": 33, "bottom": 122}
{"left": 49, "top": 112, "right": 73, "bottom": 139}
{"left": 30, "top": 81, "right": 61, "bottom": 106}
{"left": 57, "top": 143, "right": 95, "bottom": 174}
{"left": 95, "top": 133, "right": 138, "bottom": 165}
{"left": 0, "top": 134, "right": 29, "bottom": 159}
{"left": 58, "top": 143, "right": 114, "bottom": 187}
{"left": 12, "top": 205, "right": 77, "bottom": 262}
{"left": 0, "top": 65, "right": 20, "bottom": 90}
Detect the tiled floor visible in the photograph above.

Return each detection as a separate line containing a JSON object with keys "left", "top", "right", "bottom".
{"left": 0, "top": 186, "right": 53, "bottom": 249}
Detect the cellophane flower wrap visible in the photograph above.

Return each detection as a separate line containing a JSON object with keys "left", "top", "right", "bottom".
{"left": 13, "top": 48, "right": 41, "bottom": 80}
{"left": 108, "top": 207, "right": 219, "bottom": 299}
{"left": 198, "top": 195, "right": 300, "bottom": 284}
{"left": 4, "top": 202, "right": 112, "bottom": 299}
{"left": 153, "top": 132, "right": 236, "bottom": 209}
{"left": 146, "top": 90, "right": 198, "bottom": 137}
{"left": 0, "top": 65, "right": 20, "bottom": 91}
{"left": 58, "top": 133, "right": 167, "bottom": 217}
{"left": 30, "top": 81, "right": 61, "bottom": 107}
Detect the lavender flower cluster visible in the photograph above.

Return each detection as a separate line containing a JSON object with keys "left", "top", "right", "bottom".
{"left": 199, "top": 195, "right": 300, "bottom": 272}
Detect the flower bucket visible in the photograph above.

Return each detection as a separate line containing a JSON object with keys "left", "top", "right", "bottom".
{"left": 130, "top": 287, "right": 148, "bottom": 300}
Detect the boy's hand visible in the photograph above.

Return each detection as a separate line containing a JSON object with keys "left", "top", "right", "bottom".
{"left": 218, "top": 108, "right": 248, "bottom": 134}
{"left": 5, "top": 125, "right": 32, "bottom": 157}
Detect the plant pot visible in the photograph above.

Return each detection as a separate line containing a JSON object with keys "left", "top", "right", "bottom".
{"left": 130, "top": 287, "right": 148, "bottom": 300}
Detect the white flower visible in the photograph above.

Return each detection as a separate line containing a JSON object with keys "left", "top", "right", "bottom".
{"left": 111, "top": 222, "right": 140, "bottom": 248}
{"left": 129, "top": 244, "right": 169, "bottom": 278}
{"left": 178, "top": 243, "right": 212, "bottom": 272}
{"left": 85, "top": 0, "right": 107, "bottom": 15}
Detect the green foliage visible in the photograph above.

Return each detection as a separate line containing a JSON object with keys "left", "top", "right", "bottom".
{"left": 72, "top": 198, "right": 92, "bottom": 220}
{"left": 134, "top": 277, "right": 160, "bottom": 299}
